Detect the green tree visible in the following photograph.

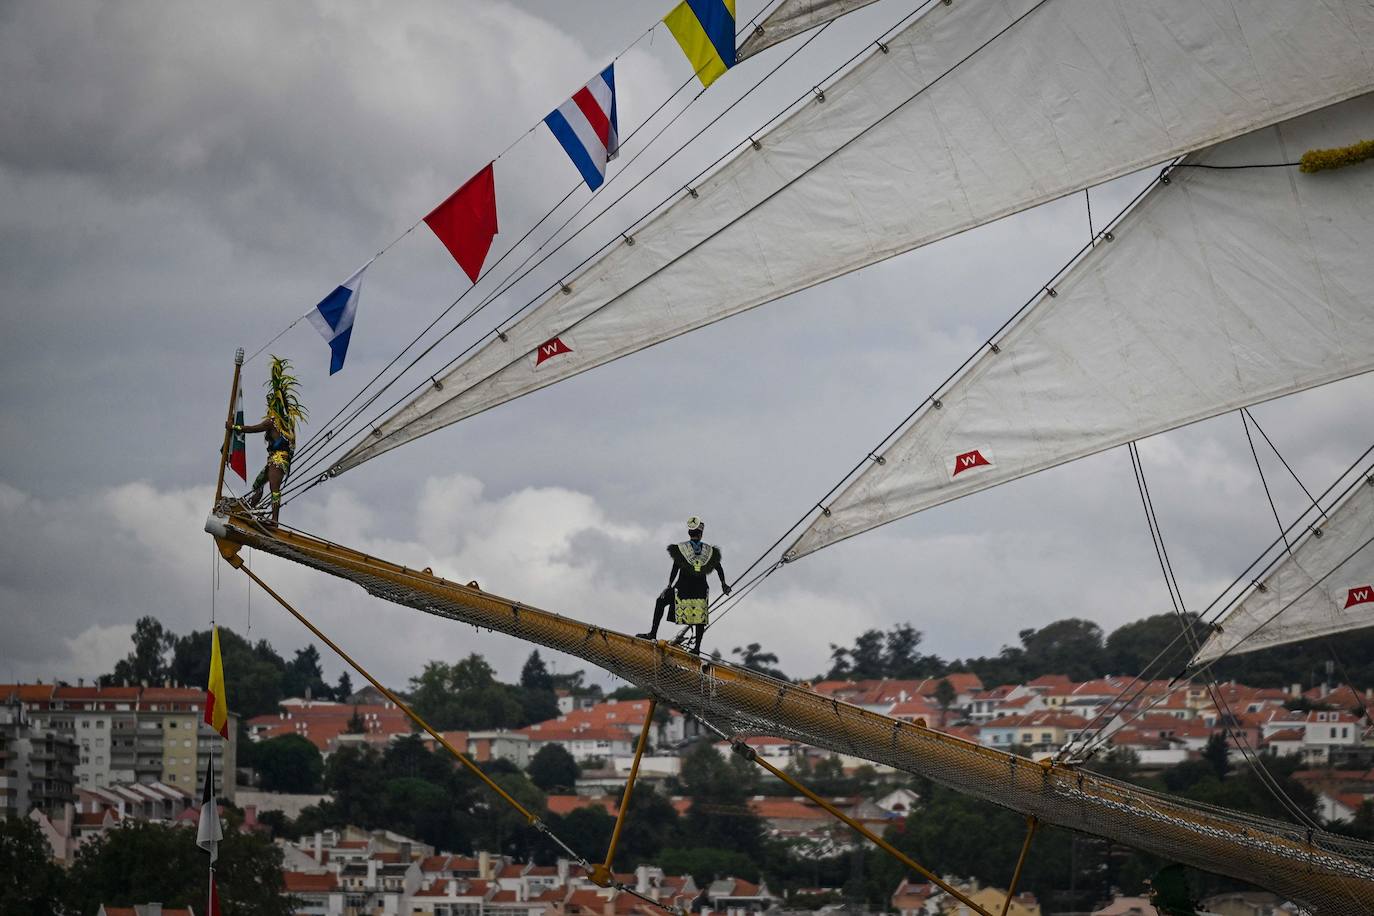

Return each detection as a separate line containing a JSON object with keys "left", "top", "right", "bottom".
{"left": 282, "top": 645, "right": 331, "bottom": 700}
{"left": 933, "top": 678, "right": 958, "bottom": 727}
{"left": 1105, "top": 613, "right": 1204, "bottom": 676}
{"left": 333, "top": 670, "right": 354, "bottom": 702}
{"left": 254, "top": 734, "right": 324, "bottom": 793}
{"left": 103, "top": 616, "right": 174, "bottom": 687}
{"left": 345, "top": 706, "right": 366, "bottom": 734}
{"left": 731, "top": 643, "right": 789, "bottom": 681}
{"left": 882, "top": 624, "right": 926, "bottom": 678}
{"left": 1202, "top": 733, "right": 1231, "bottom": 782}
{"left": 528, "top": 744, "right": 580, "bottom": 792}
{"left": 520, "top": 651, "right": 555, "bottom": 691}
{"left": 409, "top": 655, "right": 526, "bottom": 730}
{"left": 679, "top": 741, "right": 766, "bottom": 859}
{"left": 1017, "top": 619, "right": 1107, "bottom": 681}
{"left": 325, "top": 745, "right": 386, "bottom": 827}
{"left": 167, "top": 627, "right": 287, "bottom": 719}
{"left": 0, "top": 815, "right": 64, "bottom": 916}
{"left": 62, "top": 821, "right": 291, "bottom": 916}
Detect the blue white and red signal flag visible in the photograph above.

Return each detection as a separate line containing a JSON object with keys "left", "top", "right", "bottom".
{"left": 544, "top": 64, "right": 620, "bottom": 191}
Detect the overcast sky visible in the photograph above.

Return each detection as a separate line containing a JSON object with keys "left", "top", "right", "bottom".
{"left": 3, "top": 0, "right": 1371, "bottom": 693}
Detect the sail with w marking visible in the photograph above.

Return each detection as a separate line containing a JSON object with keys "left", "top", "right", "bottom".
{"left": 788, "top": 93, "right": 1374, "bottom": 559}
{"left": 335, "top": 0, "right": 1374, "bottom": 475}
{"left": 1192, "top": 474, "right": 1374, "bottom": 665}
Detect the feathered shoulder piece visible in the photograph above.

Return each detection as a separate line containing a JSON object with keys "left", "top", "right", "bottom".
{"left": 264, "top": 355, "right": 308, "bottom": 445}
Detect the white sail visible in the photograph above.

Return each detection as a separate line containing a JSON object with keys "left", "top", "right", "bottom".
{"left": 337, "top": 0, "right": 1374, "bottom": 474}
{"left": 737, "top": 0, "right": 883, "bottom": 60}
{"left": 1192, "top": 476, "right": 1374, "bottom": 665}
{"left": 788, "top": 92, "right": 1374, "bottom": 558}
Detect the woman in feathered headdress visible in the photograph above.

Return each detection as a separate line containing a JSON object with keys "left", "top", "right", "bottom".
{"left": 230, "top": 356, "right": 307, "bottom": 525}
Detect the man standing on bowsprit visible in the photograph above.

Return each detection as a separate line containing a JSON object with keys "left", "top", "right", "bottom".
{"left": 637, "top": 516, "right": 730, "bottom": 653}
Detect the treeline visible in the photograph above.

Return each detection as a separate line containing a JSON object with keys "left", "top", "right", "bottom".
{"left": 822, "top": 614, "right": 1374, "bottom": 690}
{"left": 100, "top": 616, "right": 353, "bottom": 719}
{"left": 1, "top": 811, "right": 291, "bottom": 916}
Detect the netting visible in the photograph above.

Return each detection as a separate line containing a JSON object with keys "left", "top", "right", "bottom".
{"left": 209, "top": 509, "right": 1374, "bottom": 915}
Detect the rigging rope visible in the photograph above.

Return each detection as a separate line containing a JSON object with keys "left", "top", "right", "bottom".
{"left": 282, "top": 0, "right": 957, "bottom": 496}
{"left": 720, "top": 161, "right": 1173, "bottom": 600}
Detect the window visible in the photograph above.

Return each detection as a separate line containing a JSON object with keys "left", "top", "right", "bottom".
{"left": 1343, "top": 727, "right": 1349, "bottom": 738}
{"left": 1040, "top": 732, "right": 1052, "bottom": 743}
{"left": 82, "top": 720, "right": 90, "bottom": 729}
{"left": 96, "top": 720, "right": 104, "bottom": 727}
{"left": 96, "top": 757, "right": 103, "bottom": 765}
{"left": 168, "top": 774, "right": 176, "bottom": 782}
{"left": 95, "top": 738, "right": 104, "bottom": 747}
{"left": 183, "top": 739, "right": 191, "bottom": 748}
{"left": 167, "top": 721, "right": 176, "bottom": 729}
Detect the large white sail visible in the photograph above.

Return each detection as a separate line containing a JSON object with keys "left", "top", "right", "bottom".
{"left": 337, "top": 0, "right": 1374, "bottom": 474}
{"left": 1192, "top": 476, "right": 1374, "bottom": 665}
{"left": 788, "top": 93, "right": 1374, "bottom": 558}
{"left": 737, "top": 0, "right": 883, "bottom": 60}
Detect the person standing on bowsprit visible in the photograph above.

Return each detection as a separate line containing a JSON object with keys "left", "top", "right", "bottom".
{"left": 637, "top": 516, "right": 730, "bottom": 653}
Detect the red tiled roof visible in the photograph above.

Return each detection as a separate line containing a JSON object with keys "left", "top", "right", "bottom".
{"left": 1266, "top": 728, "right": 1305, "bottom": 742}
{"left": 284, "top": 871, "right": 340, "bottom": 892}
{"left": 546, "top": 795, "right": 618, "bottom": 816}
{"left": 491, "top": 890, "right": 519, "bottom": 903}
{"left": 498, "top": 863, "right": 525, "bottom": 878}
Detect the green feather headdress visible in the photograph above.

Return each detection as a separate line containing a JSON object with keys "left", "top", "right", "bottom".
{"left": 264, "top": 355, "right": 308, "bottom": 445}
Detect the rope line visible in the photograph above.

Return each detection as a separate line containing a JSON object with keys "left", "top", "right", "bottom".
{"left": 721, "top": 159, "right": 1172, "bottom": 596}
{"left": 282, "top": 0, "right": 949, "bottom": 495}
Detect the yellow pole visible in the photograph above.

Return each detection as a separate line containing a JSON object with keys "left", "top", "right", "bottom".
{"left": 229, "top": 557, "right": 540, "bottom": 824}
{"left": 592, "top": 699, "right": 657, "bottom": 886}
{"left": 1000, "top": 816, "right": 1038, "bottom": 916}
{"left": 737, "top": 743, "right": 994, "bottom": 916}
{"left": 214, "top": 348, "right": 245, "bottom": 505}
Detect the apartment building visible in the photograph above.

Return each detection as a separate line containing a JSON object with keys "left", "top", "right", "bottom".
{"left": 0, "top": 683, "right": 237, "bottom": 799}
{"left": 0, "top": 693, "right": 78, "bottom": 817}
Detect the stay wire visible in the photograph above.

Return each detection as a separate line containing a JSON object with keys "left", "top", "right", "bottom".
{"left": 289, "top": 67, "right": 702, "bottom": 467}
{"left": 1077, "top": 527, "right": 1374, "bottom": 759}
{"left": 1241, "top": 409, "right": 1290, "bottom": 553}
{"left": 288, "top": 7, "right": 826, "bottom": 467}
{"left": 1243, "top": 407, "right": 1328, "bottom": 521}
{"left": 1071, "top": 445, "right": 1374, "bottom": 757}
{"left": 723, "top": 157, "right": 1171, "bottom": 596}
{"left": 239, "top": 19, "right": 665, "bottom": 367}
{"left": 285, "top": 0, "right": 946, "bottom": 496}
{"left": 1071, "top": 527, "right": 1374, "bottom": 763}
{"left": 1087, "top": 446, "right": 1355, "bottom": 826}
{"left": 283, "top": 14, "right": 857, "bottom": 491}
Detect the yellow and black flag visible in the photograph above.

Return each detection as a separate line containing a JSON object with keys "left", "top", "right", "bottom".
{"left": 665, "top": 0, "right": 736, "bottom": 87}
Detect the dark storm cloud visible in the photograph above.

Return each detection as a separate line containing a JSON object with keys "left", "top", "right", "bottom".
{"left": 1, "top": 0, "right": 1371, "bottom": 688}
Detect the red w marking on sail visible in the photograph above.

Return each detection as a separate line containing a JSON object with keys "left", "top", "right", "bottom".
{"left": 1346, "top": 585, "right": 1374, "bottom": 609}
{"left": 951, "top": 449, "right": 992, "bottom": 478}
{"left": 535, "top": 336, "right": 573, "bottom": 366}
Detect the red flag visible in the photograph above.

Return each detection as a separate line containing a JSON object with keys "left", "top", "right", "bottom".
{"left": 208, "top": 871, "right": 222, "bottom": 916}
{"left": 424, "top": 163, "right": 498, "bottom": 283}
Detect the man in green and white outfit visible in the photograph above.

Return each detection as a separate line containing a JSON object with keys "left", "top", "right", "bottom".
{"left": 637, "top": 516, "right": 730, "bottom": 653}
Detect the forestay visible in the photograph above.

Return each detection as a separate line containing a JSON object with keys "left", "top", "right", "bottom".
{"left": 737, "top": 0, "right": 883, "bottom": 60}
{"left": 1192, "top": 476, "right": 1374, "bottom": 665}
{"left": 336, "top": 0, "right": 1374, "bottom": 474}
{"left": 789, "top": 93, "right": 1374, "bottom": 558}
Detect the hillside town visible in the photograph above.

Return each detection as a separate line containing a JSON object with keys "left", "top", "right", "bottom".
{"left": 5, "top": 664, "right": 1372, "bottom": 915}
